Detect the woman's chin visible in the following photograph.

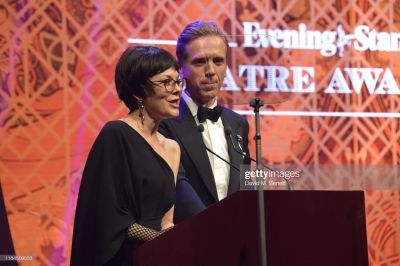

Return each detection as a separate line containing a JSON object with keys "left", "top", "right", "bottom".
{"left": 163, "top": 110, "right": 179, "bottom": 120}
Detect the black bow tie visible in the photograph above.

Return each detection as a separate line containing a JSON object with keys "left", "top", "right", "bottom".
{"left": 197, "top": 105, "right": 223, "bottom": 123}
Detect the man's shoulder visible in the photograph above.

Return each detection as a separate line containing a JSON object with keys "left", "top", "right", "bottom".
{"left": 159, "top": 116, "right": 187, "bottom": 138}
{"left": 221, "top": 106, "right": 247, "bottom": 122}
{"left": 221, "top": 106, "right": 239, "bottom": 115}
{"left": 159, "top": 116, "right": 181, "bottom": 128}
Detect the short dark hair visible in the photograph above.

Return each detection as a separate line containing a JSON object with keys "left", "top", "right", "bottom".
{"left": 115, "top": 46, "right": 179, "bottom": 111}
{"left": 176, "top": 21, "right": 229, "bottom": 63}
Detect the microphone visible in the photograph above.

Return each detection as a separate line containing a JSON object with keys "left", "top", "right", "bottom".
{"left": 224, "top": 127, "right": 274, "bottom": 171}
{"left": 224, "top": 127, "right": 292, "bottom": 190}
{"left": 236, "top": 135, "right": 245, "bottom": 155}
{"left": 197, "top": 124, "right": 240, "bottom": 172}
{"left": 224, "top": 128, "right": 247, "bottom": 157}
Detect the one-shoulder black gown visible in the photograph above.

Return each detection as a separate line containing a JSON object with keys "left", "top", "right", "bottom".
{"left": 71, "top": 120, "right": 175, "bottom": 265}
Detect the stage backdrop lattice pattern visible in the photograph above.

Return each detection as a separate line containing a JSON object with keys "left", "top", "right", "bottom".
{"left": 0, "top": 0, "right": 399, "bottom": 265}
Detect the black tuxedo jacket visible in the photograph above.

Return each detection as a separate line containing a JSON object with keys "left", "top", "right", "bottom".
{"left": 159, "top": 101, "right": 250, "bottom": 221}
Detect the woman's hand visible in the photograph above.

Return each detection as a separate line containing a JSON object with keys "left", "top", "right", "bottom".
{"left": 161, "top": 206, "right": 174, "bottom": 231}
{"left": 161, "top": 222, "right": 174, "bottom": 232}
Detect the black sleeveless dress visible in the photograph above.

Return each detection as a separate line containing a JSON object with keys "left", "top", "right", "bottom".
{"left": 71, "top": 120, "right": 176, "bottom": 266}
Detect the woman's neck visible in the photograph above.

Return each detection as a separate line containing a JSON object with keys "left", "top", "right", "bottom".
{"left": 126, "top": 110, "right": 160, "bottom": 137}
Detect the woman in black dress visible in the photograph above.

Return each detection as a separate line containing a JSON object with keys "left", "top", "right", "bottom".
{"left": 71, "top": 46, "right": 184, "bottom": 265}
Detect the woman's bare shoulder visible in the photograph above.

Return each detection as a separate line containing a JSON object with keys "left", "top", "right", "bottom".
{"left": 158, "top": 133, "right": 180, "bottom": 153}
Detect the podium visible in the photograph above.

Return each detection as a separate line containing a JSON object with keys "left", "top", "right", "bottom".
{"left": 133, "top": 191, "right": 369, "bottom": 266}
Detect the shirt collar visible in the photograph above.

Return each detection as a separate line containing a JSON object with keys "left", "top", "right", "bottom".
{"left": 182, "top": 89, "right": 217, "bottom": 118}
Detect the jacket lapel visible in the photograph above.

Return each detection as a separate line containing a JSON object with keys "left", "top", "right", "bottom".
{"left": 172, "top": 102, "right": 219, "bottom": 202}
{"left": 221, "top": 109, "right": 244, "bottom": 194}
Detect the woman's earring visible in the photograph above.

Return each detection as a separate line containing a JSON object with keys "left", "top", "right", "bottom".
{"left": 139, "top": 100, "right": 145, "bottom": 125}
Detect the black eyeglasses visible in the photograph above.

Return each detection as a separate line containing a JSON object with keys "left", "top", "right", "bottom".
{"left": 151, "top": 78, "right": 186, "bottom": 92}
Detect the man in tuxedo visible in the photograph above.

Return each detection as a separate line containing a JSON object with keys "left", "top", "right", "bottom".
{"left": 159, "top": 21, "right": 250, "bottom": 223}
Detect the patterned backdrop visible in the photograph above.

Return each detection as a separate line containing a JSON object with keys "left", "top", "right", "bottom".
{"left": 0, "top": 0, "right": 399, "bottom": 265}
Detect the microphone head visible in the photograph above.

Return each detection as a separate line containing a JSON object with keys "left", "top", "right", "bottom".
{"left": 224, "top": 127, "right": 233, "bottom": 136}
{"left": 197, "top": 124, "right": 205, "bottom": 133}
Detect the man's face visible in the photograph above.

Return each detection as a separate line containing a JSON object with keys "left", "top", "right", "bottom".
{"left": 180, "top": 36, "right": 228, "bottom": 107}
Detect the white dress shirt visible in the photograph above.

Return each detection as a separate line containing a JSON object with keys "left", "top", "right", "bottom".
{"left": 182, "top": 91, "right": 230, "bottom": 200}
